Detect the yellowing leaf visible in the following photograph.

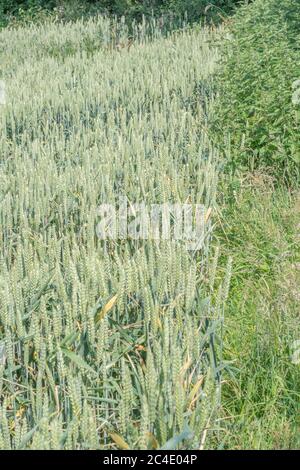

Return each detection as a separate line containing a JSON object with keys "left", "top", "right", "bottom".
{"left": 179, "top": 357, "right": 192, "bottom": 379}
{"left": 205, "top": 207, "right": 212, "bottom": 223}
{"left": 156, "top": 316, "right": 162, "bottom": 331}
{"left": 95, "top": 294, "right": 118, "bottom": 324}
{"left": 188, "top": 376, "right": 204, "bottom": 409}
{"left": 110, "top": 432, "right": 130, "bottom": 450}
{"left": 146, "top": 432, "right": 159, "bottom": 449}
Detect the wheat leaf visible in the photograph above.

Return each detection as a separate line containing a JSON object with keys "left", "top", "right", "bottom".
{"left": 95, "top": 294, "right": 118, "bottom": 325}
{"left": 61, "top": 348, "right": 97, "bottom": 376}
{"left": 110, "top": 432, "right": 130, "bottom": 450}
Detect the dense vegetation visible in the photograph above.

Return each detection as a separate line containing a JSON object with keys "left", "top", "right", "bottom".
{"left": 212, "top": 0, "right": 300, "bottom": 183}
{"left": 0, "top": 1, "right": 244, "bottom": 28}
{"left": 210, "top": 0, "right": 300, "bottom": 449}
{"left": 0, "top": 0, "right": 299, "bottom": 450}
{"left": 0, "top": 16, "right": 229, "bottom": 449}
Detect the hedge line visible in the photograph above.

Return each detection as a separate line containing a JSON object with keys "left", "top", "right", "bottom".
{"left": 211, "top": 0, "right": 300, "bottom": 183}
{"left": 0, "top": 1, "right": 244, "bottom": 27}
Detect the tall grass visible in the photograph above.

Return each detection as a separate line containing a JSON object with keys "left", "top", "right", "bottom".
{"left": 206, "top": 0, "right": 300, "bottom": 448}
{"left": 212, "top": 174, "right": 300, "bottom": 449}
{"left": 0, "top": 17, "right": 227, "bottom": 449}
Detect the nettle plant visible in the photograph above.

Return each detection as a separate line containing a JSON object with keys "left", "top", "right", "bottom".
{"left": 212, "top": 0, "right": 300, "bottom": 183}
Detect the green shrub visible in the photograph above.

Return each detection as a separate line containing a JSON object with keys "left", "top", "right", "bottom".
{"left": 0, "top": 1, "right": 244, "bottom": 28}
{"left": 212, "top": 0, "right": 300, "bottom": 183}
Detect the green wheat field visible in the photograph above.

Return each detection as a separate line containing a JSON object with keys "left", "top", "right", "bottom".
{"left": 0, "top": 0, "right": 299, "bottom": 451}
{"left": 0, "top": 16, "right": 232, "bottom": 450}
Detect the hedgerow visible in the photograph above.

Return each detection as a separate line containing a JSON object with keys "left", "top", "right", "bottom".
{"left": 0, "top": 1, "right": 244, "bottom": 28}
{"left": 212, "top": 0, "right": 300, "bottom": 183}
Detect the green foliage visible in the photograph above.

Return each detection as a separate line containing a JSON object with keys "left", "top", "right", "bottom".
{"left": 212, "top": 174, "right": 300, "bottom": 449}
{"left": 102, "top": 1, "right": 242, "bottom": 23}
{"left": 212, "top": 0, "right": 300, "bottom": 183}
{"left": 0, "top": 1, "right": 244, "bottom": 29}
